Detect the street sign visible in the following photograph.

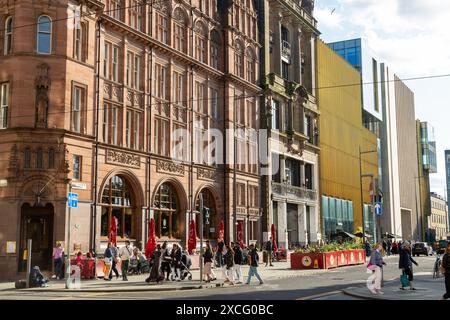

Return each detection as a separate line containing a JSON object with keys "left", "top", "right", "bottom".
{"left": 71, "top": 182, "right": 87, "bottom": 190}
{"left": 374, "top": 203, "right": 382, "bottom": 215}
{"left": 68, "top": 192, "right": 78, "bottom": 208}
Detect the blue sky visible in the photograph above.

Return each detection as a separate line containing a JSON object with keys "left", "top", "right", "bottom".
{"left": 315, "top": 0, "right": 450, "bottom": 197}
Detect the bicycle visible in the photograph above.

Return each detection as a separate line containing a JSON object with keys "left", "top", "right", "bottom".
{"left": 433, "top": 253, "right": 442, "bottom": 279}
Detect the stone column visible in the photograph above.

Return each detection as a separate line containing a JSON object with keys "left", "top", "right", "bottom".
{"left": 298, "top": 203, "right": 307, "bottom": 245}
{"left": 277, "top": 201, "right": 288, "bottom": 249}
{"left": 309, "top": 205, "right": 319, "bottom": 244}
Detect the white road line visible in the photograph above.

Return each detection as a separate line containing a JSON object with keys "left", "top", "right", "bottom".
{"left": 296, "top": 290, "right": 342, "bottom": 300}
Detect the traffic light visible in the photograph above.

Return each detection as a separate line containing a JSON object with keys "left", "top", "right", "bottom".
{"left": 203, "top": 207, "right": 210, "bottom": 225}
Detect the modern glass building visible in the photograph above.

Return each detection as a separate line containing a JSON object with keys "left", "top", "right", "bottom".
{"left": 420, "top": 123, "right": 438, "bottom": 173}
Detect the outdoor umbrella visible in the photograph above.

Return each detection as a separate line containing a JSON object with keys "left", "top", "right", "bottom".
{"left": 237, "top": 222, "right": 244, "bottom": 249}
{"left": 271, "top": 224, "right": 278, "bottom": 253}
{"left": 188, "top": 219, "right": 197, "bottom": 254}
{"left": 145, "top": 218, "right": 157, "bottom": 260}
{"left": 109, "top": 216, "right": 117, "bottom": 247}
{"left": 218, "top": 220, "right": 224, "bottom": 243}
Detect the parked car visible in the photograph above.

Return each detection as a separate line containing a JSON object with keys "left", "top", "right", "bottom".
{"left": 435, "top": 240, "right": 449, "bottom": 254}
{"left": 412, "top": 242, "right": 433, "bottom": 256}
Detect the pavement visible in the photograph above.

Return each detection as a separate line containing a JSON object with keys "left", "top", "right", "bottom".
{"left": 343, "top": 272, "right": 448, "bottom": 300}
{"left": 0, "top": 261, "right": 331, "bottom": 293}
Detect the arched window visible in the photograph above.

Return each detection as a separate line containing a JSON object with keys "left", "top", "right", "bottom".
{"left": 4, "top": 17, "right": 13, "bottom": 55}
{"left": 172, "top": 8, "right": 187, "bottom": 53}
{"left": 195, "top": 189, "right": 217, "bottom": 239}
{"left": 36, "top": 148, "right": 43, "bottom": 168}
{"left": 37, "top": 15, "right": 52, "bottom": 54}
{"left": 24, "top": 147, "right": 31, "bottom": 169}
{"left": 153, "top": 183, "right": 180, "bottom": 239}
{"left": 48, "top": 148, "right": 55, "bottom": 169}
{"left": 101, "top": 175, "right": 134, "bottom": 238}
{"left": 194, "top": 22, "right": 207, "bottom": 63}
{"left": 210, "top": 30, "right": 220, "bottom": 70}
{"left": 246, "top": 48, "right": 255, "bottom": 83}
{"left": 234, "top": 41, "right": 244, "bottom": 77}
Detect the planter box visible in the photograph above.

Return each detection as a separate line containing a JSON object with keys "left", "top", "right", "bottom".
{"left": 337, "top": 251, "right": 348, "bottom": 267}
{"left": 291, "top": 252, "right": 339, "bottom": 270}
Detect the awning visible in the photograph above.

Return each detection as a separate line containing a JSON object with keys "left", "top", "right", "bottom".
{"left": 354, "top": 232, "right": 373, "bottom": 238}
{"left": 335, "top": 230, "right": 357, "bottom": 239}
{"left": 384, "top": 232, "right": 401, "bottom": 239}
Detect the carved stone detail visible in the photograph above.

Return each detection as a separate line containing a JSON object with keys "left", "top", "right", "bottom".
{"left": 106, "top": 150, "right": 141, "bottom": 168}
{"left": 197, "top": 168, "right": 215, "bottom": 181}
{"left": 156, "top": 160, "right": 184, "bottom": 176}
{"left": 35, "top": 63, "right": 51, "bottom": 128}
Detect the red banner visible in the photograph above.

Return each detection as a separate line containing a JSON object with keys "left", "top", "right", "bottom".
{"left": 271, "top": 224, "right": 278, "bottom": 252}
{"left": 188, "top": 219, "right": 197, "bottom": 254}
{"left": 238, "top": 221, "right": 244, "bottom": 249}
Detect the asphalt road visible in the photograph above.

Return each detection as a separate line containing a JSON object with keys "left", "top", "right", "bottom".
{"left": 0, "top": 255, "right": 436, "bottom": 300}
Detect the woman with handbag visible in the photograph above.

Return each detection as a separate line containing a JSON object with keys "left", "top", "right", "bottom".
{"left": 203, "top": 243, "right": 214, "bottom": 283}
{"left": 441, "top": 243, "right": 450, "bottom": 300}
{"left": 103, "top": 242, "right": 114, "bottom": 281}
{"left": 399, "top": 241, "right": 418, "bottom": 290}
{"left": 367, "top": 243, "right": 386, "bottom": 295}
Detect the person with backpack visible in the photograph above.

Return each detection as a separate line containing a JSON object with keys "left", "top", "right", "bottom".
{"left": 160, "top": 241, "right": 172, "bottom": 281}
{"left": 399, "top": 241, "right": 418, "bottom": 290}
{"left": 441, "top": 243, "right": 450, "bottom": 300}
{"left": 224, "top": 244, "right": 235, "bottom": 285}
{"left": 109, "top": 244, "right": 120, "bottom": 280}
{"left": 233, "top": 243, "right": 243, "bottom": 284}
{"left": 245, "top": 243, "right": 263, "bottom": 285}
{"left": 119, "top": 240, "right": 132, "bottom": 281}
{"left": 170, "top": 243, "right": 182, "bottom": 281}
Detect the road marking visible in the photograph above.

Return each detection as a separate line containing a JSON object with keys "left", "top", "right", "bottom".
{"left": 296, "top": 290, "right": 342, "bottom": 300}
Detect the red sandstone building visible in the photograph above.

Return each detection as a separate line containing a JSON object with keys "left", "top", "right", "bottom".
{"left": 0, "top": 0, "right": 262, "bottom": 280}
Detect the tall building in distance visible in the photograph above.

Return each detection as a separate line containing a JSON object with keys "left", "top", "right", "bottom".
{"left": 417, "top": 121, "right": 438, "bottom": 241}
{"left": 329, "top": 38, "right": 421, "bottom": 241}
{"left": 446, "top": 150, "right": 450, "bottom": 228}
{"left": 260, "top": 0, "right": 321, "bottom": 248}
{"left": 429, "top": 192, "right": 448, "bottom": 241}
{"left": 316, "top": 40, "right": 378, "bottom": 242}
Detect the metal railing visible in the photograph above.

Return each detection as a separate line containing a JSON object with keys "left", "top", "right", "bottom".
{"left": 272, "top": 182, "right": 317, "bottom": 201}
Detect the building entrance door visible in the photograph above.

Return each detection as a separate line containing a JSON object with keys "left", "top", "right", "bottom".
{"left": 19, "top": 203, "right": 54, "bottom": 272}
{"left": 287, "top": 204, "right": 298, "bottom": 247}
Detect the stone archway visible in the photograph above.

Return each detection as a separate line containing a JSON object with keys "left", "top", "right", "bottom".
{"left": 194, "top": 185, "right": 222, "bottom": 240}
{"left": 151, "top": 178, "right": 188, "bottom": 241}
{"left": 99, "top": 171, "right": 144, "bottom": 241}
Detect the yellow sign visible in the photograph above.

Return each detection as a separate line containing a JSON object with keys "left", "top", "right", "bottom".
{"left": 313, "top": 259, "right": 319, "bottom": 269}
{"left": 6, "top": 241, "right": 16, "bottom": 254}
{"left": 23, "top": 249, "right": 28, "bottom": 260}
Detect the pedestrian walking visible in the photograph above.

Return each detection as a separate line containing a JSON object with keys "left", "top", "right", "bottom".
{"left": 367, "top": 243, "right": 386, "bottom": 295}
{"left": 171, "top": 243, "right": 182, "bottom": 281}
{"left": 233, "top": 243, "right": 243, "bottom": 283}
{"left": 364, "top": 240, "right": 371, "bottom": 258}
{"left": 441, "top": 243, "right": 450, "bottom": 300}
{"left": 224, "top": 244, "right": 235, "bottom": 285}
{"left": 203, "top": 243, "right": 215, "bottom": 282}
{"left": 264, "top": 238, "right": 274, "bottom": 267}
{"left": 52, "top": 242, "right": 64, "bottom": 279}
{"left": 216, "top": 239, "right": 227, "bottom": 280}
{"left": 109, "top": 244, "right": 120, "bottom": 280}
{"left": 119, "top": 240, "right": 132, "bottom": 281}
{"left": 245, "top": 244, "right": 263, "bottom": 285}
{"left": 161, "top": 241, "right": 172, "bottom": 281}
{"left": 399, "top": 241, "right": 418, "bottom": 290}
{"left": 392, "top": 240, "right": 398, "bottom": 255}
{"left": 146, "top": 244, "right": 164, "bottom": 284}
{"left": 103, "top": 242, "right": 114, "bottom": 281}
{"left": 387, "top": 240, "right": 392, "bottom": 256}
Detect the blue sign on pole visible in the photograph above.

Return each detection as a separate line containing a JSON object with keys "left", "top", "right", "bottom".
{"left": 68, "top": 192, "right": 78, "bottom": 208}
{"left": 374, "top": 203, "right": 382, "bottom": 216}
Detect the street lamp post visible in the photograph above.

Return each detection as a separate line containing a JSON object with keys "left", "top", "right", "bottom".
{"left": 359, "top": 147, "right": 378, "bottom": 244}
